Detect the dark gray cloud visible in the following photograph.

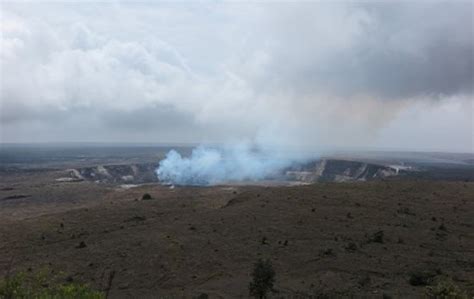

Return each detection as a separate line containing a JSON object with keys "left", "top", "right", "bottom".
{"left": 254, "top": 2, "right": 473, "bottom": 99}
{"left": 348, "top": 2, "right": 473, "bottom": 98}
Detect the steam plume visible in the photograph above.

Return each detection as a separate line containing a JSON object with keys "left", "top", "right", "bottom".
{"left": 156, "top": 144, "right": 306, "bottom": 186}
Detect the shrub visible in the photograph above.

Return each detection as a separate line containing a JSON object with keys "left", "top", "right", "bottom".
{"left": 425, "top": 278, "right": 468, "bottom": 299}
{"left": 409, "top": 270, "right": 436, "bottom": 286}
{"left": 248, "top": 259, "right": 275, "bottom": 299}
{"left": 142, "top": 193, "right": 152, "bottom": 200}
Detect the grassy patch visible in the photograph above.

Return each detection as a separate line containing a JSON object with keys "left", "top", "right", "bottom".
{"left": 0, "top": 270, "right": 104, "bottom": 299}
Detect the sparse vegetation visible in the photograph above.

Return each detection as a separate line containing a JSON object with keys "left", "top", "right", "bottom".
{"left": 249, "top": 259, "right": 275, "bottom": 298}
{"left": 425, "top": 278, "right": 468, "bottom": 299}
{"left": 0, "top": 270, "right": 104, "bottom": 299}
{"left": 1, "top": 177, "right": 473, "bottom": 297}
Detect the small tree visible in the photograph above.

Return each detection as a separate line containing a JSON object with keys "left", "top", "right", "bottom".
{"left": 249, "top": 259, "right": 275, "bottom": 299}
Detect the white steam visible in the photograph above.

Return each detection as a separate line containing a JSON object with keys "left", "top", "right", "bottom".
{"left": 156, "top": 144, "right": 306, "bottom": 186}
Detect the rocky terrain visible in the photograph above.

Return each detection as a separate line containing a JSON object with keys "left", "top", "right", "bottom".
{"left": 0, "top": 168, "right": 473, "bottom": 297}
{"left": 1, "top": 146, "right": 473, "bottom": 297}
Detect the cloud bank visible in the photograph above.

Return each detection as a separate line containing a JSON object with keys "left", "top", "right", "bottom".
{"left": 0, "top": 2, "right": 472, "bottom": 152}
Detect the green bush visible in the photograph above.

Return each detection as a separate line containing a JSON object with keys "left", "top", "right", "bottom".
{"left": 0, "top": 272, "right": 25, "bottom": 298}
{"left": 0, "top": 271, "right": 104, "bottom": 299}
{"left": 248, "top": 259, "right": 275, "bottom": 299}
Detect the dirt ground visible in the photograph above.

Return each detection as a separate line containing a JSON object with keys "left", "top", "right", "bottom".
{"left": 1, "top": 171, "right": 473, "bottom": 297}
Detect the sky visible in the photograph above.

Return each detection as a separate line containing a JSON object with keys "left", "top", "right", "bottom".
{"left": 0, "top": 1, "right": 473, "bottom": 153}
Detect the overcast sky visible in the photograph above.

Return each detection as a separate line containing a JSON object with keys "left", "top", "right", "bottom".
{"left": 0, "top": 1, "right": 473, "bottom": 152}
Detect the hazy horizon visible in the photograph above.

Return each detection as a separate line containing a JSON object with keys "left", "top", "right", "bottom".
{"left": 1, "top": 141, "right": 473, "bottom": 155}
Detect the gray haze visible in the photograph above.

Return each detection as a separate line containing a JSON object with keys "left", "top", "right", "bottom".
{"left": 0, "top": 1, "right": 473, "bottom": 152}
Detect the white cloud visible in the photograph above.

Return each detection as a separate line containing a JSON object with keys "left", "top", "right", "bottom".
{"left": 0, "top": 2, "right": 472, "bottom": 152}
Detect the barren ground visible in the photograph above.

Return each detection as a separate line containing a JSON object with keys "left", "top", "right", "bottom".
{"left": 1, "top": 170, "right": 473, "bottom": 297}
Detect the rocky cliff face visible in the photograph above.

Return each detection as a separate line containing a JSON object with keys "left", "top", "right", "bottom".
{"left": 67, "top": 163, "right": 159, "bottom": 184}
{"left": 66, "top": 159, "right": 401, "bottom": 185}
{"left": 285, "top": 159, "right": 399, "bottom": 182}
